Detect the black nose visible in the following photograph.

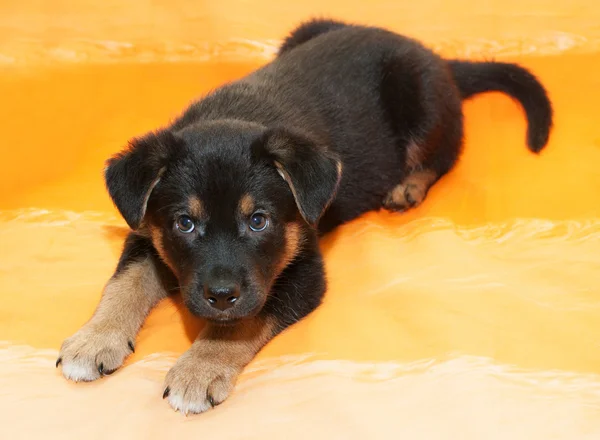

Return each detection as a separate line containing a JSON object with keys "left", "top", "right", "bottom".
{"left": 203, "top": 282, "right": 240, "bottom": 311}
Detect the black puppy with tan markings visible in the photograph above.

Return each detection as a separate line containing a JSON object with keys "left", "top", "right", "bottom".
{"left": 57, "top": 19, "right": 553, "bottom": 414}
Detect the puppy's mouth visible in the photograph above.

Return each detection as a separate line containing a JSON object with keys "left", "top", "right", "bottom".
{"left": 207, "top": 317, "right": 242, "bottom": 327}
{"left": 182, "top": 285, "right": 268, "bottom": 322}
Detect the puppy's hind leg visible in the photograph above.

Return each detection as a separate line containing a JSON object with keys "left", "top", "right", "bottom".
{"left": 379, "top": 50, "right": 464, "bottom": 214}
{"left": 383, "top": 167, "right": 439, "bottom": 212}
{"left": 382, "top": 134, "right": 461, "bottom": 212}
{"left": 383, "top": 117, "right": 462, "bottom": 212}
{"left": 382, "top": 131, "right": 462, "bottom": 213}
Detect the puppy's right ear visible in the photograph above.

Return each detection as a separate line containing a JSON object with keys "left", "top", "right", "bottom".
{"left": 104, "top": 130, "right": 181, "bottom": 230}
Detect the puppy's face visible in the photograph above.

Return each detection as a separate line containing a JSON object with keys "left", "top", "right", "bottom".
{"left": 144, "top": 129, "right": 302, "bottom": 322}
{"left": 105, "top": 121, "right": 341, "bottom": 324}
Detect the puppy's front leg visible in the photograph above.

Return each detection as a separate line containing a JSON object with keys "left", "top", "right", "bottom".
{"left": 163, "top": 317, "right": 276, "bottom": 414}
{"left": 163, "top": 245, "right": 326, "bottom": 415}
{"left": 57, "top": 233, "right": 169, "bottom": 381}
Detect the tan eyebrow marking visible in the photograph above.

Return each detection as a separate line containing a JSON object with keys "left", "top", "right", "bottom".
{"left": 239, "top": 193, "right": 255, "bottom": 217}
{"left": 188, "top": 196, "right": 204, "bottom": 219}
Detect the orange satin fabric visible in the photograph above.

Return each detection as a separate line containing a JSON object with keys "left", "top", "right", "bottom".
{"left": 1, "top": 1, "right": 600, "bottom": 438}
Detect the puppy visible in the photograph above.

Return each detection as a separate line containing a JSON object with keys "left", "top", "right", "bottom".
{"left": 57, "top": 19, "right": 553, "bottom": 414}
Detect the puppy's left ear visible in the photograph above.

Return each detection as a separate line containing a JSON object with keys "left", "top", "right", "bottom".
{"left": 104, "top": 130, "right": 182, "bottom": 230}
{"left": 260, "top": 128, "right": 342, "bottom": 227}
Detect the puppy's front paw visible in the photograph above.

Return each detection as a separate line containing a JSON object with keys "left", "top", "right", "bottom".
{"left": 163, "top": 350, "right": 239, "bottom": 415}
{"left": 57, "top": 326, "right": 135, "bottom": 382}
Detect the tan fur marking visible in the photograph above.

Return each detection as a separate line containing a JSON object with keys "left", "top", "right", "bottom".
{"left": 198, "top": 316, "right": 276, "bottom": 370}
{"left": 148, "top": 225, "right": 177, "bottom": 274}
{"left": 163, "top": 316, "right": 277, "bottom": 413}
{"left": 405, "top": 141, "right": 425, "bottom": 170}
{"left": 336, "top": 160, "right": 343, "bottom": 177}
{"left": 239, "top": 193, "right": 255, "bottom": 217}
{"left": 383, "top": 169, "right": 438, "bottom": 211}
{"left": 274, "top": 161, "right": 300, "bottom": 207}
{"left": 137, "top": 167, "right": 165, "bottom": 228}
{"left": 91, "top": 258, "right": 167, "bottom": 333}
{"left": 277, "top": 222, "right": 303, "bottom": 275}
{"left": 58, "top": 258, "right": 167, "bottom": 381}
{"left": 188, "top": 196, "right": 204, "bottom": 219}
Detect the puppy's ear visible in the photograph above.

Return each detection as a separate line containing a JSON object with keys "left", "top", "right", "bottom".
{"left": 261, "top": 128, "right": 342, "bottom": 227}
{"left": 105, "top": 130, "right": 181, "bottom": 230}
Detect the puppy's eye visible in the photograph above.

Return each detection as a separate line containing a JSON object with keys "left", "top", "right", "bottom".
{"left": 175, "top": 215, "right": 195, "bottom": 233}
{"left": 249, "top": 212, "right": 269, "bottom": 232}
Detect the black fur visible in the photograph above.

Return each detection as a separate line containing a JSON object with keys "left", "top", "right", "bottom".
{"left": 104, "top": 19, "right": 553, "bottom": 334}
{"left": 105, "top": 130, "right": 184, "bottom": 230}
{"left": 258, "top": 127, "right": 342, "bottom": 226}
{"left": 114, "top": 232, "right": 178, "bottom": 290}
{"left": 278, "top": 18, "right": 347, "bottom": 56}
{"left": 447, "top": 60, "right": 552, "bottom": 151}
{"left": 278, "top": 19, "right": 553, "bottom": 154}
{"left": 263, "top": 231, "right": 327, "bottom": 332}
{"left": 114, "top": 233, "right": 157, "bottom": 274}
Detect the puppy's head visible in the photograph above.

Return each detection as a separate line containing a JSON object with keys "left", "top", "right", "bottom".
{"left": 105, "top": 121, "right": 341, "bottom": 324}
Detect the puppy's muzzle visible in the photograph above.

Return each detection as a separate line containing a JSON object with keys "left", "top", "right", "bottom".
{"left": 203, "top": 280, "right": 240, "bottom": 311}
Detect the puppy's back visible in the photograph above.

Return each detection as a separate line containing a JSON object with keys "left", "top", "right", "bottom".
{"left": 178, "top": 26, "right": 444, "bottom": 135}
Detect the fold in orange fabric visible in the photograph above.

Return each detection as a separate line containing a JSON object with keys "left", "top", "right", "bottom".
{"left": 1, "top": 1, "right": 600, "bottom": 438}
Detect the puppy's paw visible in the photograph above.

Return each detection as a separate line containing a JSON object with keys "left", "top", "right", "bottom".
{"left": 163, "top": 350, "right": 239, "bottom": 415}
{"left": 383, "top": 183, "right": 415, "bottom": 212}
{"left": 383, "top": 170, "right": 436, "bottom": 212}
{"left": 57, "top": 326, "right": 135, "bottom": 382}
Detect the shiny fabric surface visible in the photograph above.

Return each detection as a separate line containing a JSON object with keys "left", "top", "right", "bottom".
{"left": 1, "top": 1, "right": 600, "bottom": 438}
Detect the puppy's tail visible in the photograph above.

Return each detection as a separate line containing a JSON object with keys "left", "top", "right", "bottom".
{"left": 448, "top": 60, "right": 553, "bottom": 152}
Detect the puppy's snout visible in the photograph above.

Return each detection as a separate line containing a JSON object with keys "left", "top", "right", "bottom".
{"left": 203, "top": 281, "right": 240, "bottom": 311}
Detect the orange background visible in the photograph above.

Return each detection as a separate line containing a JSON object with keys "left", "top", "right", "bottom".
{"left": 1, "top": 1, "right": 600, "bottom": 438}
